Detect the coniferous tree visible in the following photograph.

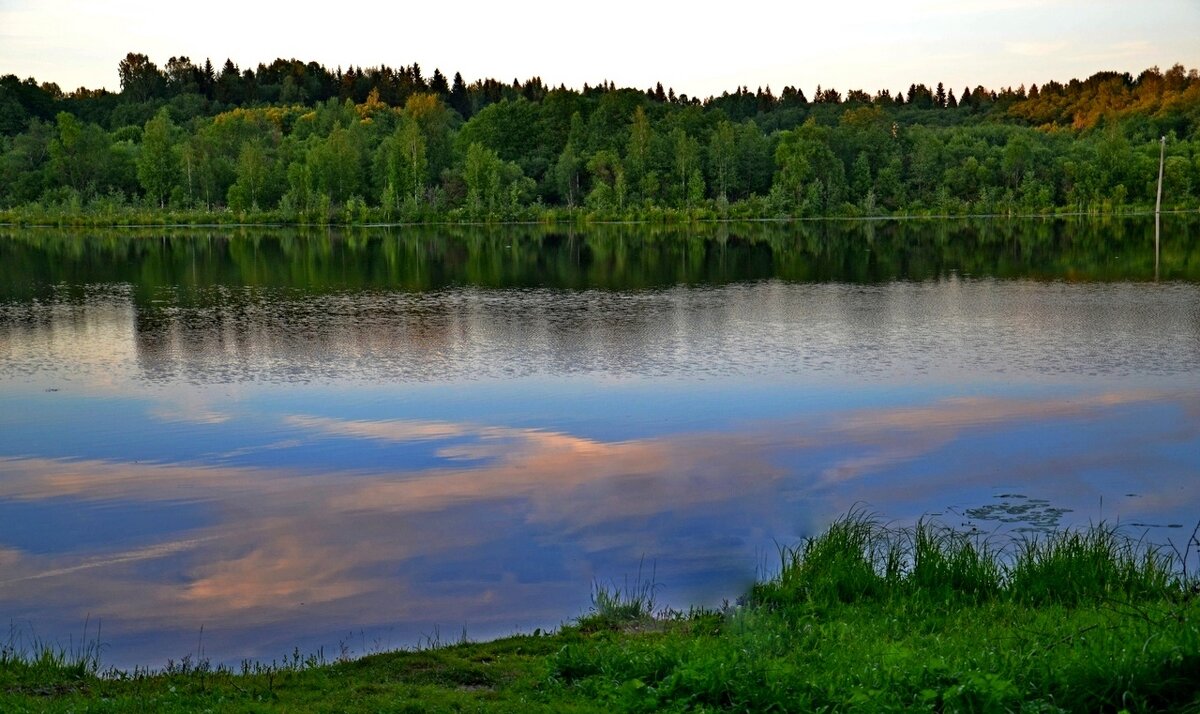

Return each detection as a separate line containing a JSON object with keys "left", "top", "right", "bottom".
{"left": 202, "top": 58, "right": 216, "bottom": 98}
{"left": 757, "top": 86, "right": 776, "bottom": 112}
{"left": 780, "top": 86, "right": 808, "bottom": 107}
{"left": 215, "top": 59, "right": 242, "bottom": 103}
{"left": 241, "top": 68, "right": 258, "bottom": 103}
{"left": 430, "top": 69, "right": 450, "bottom": 97}
{"left": 449, "top": 72, "right": 470, "bottom": 118}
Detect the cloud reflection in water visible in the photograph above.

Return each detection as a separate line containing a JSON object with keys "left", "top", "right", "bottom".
{"left": 3, "top": 243, "right": 1200, "bottom": 667}
{"left": 0, "top": 387, "right": 1197, "bottom": 667}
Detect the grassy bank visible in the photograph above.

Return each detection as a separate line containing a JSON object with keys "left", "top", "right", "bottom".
{"left": 1, "top": 201, "right": 1192, "bottom": 229}
{"left": 3, "top": 514, "right": 1198, "bottom": 712}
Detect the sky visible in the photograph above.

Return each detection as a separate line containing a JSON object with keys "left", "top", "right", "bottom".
{"left": 0, "top": 0, "right": 1198, "bottom": 99}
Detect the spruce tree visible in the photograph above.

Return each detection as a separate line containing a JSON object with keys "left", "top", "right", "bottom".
{"left": 450, "top": 72, "right": 470, "bottom": 118}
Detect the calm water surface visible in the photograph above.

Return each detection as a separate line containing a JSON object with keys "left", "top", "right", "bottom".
{"left": 1, "top": 218, "right": 1198, "bottom": 668}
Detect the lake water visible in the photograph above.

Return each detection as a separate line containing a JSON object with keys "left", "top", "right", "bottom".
{"left": 1, "top": 217, "right": 1198, "bottom": 669}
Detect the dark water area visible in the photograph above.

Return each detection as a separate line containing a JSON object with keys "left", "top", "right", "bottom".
{"left": 1, "top": 216, "right": 1198, "bottom": 668}
{"left": 3, "top": 216, "right": 1199, "bottom": 299}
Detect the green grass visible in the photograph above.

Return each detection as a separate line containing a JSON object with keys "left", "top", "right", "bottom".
{"left": 1, "top": 199, "right": 1191, "bottom": 230}
{"left": 578, "top": 558, "right": 660, "bottom": 632}
{"left": 3, "top": 514, "right": 1199, "bottom": 712}
{"left": 1, "top": 618, "right": 105, "bottom": 683}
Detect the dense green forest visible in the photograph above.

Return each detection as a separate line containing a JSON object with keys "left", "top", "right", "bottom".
{"left": 1, "top": 53, "right": 1199, "bottom": 224}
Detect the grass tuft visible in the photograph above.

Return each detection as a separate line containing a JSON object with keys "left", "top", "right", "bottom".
{"left": 909, "top": 519, "right": 1003, "bottom": 602}
{"left": 753, "top": 507, "right": 895, "bottom": 607}
{"left": 578, "top": 559, "right": 659, "bottom": 631}
{"left": 751, "top": 512, "right": 1188, "bottom": 609}
{"left": 1, "top": 618, "right": 104, "bottom": 682}
{"left": 1007, "top": 524, "right": 1177, "bottom": 606}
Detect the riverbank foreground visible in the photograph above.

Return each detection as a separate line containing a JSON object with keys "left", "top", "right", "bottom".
{"left": 2, "top": 515, "right": 1198, "bottom": 712}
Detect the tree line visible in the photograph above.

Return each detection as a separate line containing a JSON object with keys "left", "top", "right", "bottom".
{"left": 1, "top": 53, "right": 1198, "bottom": 222}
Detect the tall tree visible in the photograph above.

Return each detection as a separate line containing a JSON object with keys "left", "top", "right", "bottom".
{"left": 625, "top": 106, "right": 653, "bottom": 199}
{"left": 404, "top": 93, "right": 454, "bottom": 179}
{"left": 449, "top": 72, "right": 470, "bottom": 118}
{"left": 773, "top": 120, "right": 846, "bottom": 213}
{"left": 430, "top": 69, "right": 450, "bottom": 97}
{"left": 164, "top": 56, "right": 201, "bottom": 95}
{"left": 117, "top": 52, "right": 165, "bottom": 102}
{"left": 464, "top": 141, "right": 502, "bottom": 214}
{"left": 708, "top": 120, "right": 737, "bottom": 202}
{"left": 670, "top": 128, "right": 703, "bottom": 207}
{"left": 49, "top": 112, "right": 112, "bottom": 194}
{"left": 0, "top": 118, "right": 52, "bottom": 201}
{"left": 137, "top": 108, "right": 179, "bottom": 207}
{"left": 376, "top": 115, "right": 428, "bottom": 207}
{"left": 201, "top": 59, "right": 216, "bottom": 98}
{"left": 307, "top": 125, "right": 365, "bottom": 203}
{"left": 227, "top": 141, "right": 274, "bottom": 210}
{"left": 585, "top": 149, "right": 626, "bottom": 209}
{"left": 215, "top": 59, "right": 243, "bottom": 103}
{"left": 553, "top": 112, "right": 585, "bottom": 206}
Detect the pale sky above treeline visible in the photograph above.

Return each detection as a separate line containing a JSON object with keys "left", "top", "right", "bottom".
{"left": 1, "top": 0, "right": 1198, "bottom": 98}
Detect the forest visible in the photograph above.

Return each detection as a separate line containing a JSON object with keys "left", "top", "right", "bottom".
{"left": 1, "top": 53, "right": 1198, "bottom": 223}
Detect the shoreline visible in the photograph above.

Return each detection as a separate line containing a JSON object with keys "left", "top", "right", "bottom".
{"left": 1, "top": 205, "right": 1197, "bottom": 231}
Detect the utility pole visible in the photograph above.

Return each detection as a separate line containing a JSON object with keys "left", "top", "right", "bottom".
{"left": 1156, "top": 136, "right": 1165, "bottom": 215}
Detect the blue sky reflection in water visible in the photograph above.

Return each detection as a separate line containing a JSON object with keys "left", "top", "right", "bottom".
{"left": 0, "top": 218, "right": 1198, "bottom": 669}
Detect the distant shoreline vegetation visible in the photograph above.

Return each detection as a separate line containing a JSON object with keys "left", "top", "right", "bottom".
{"left": 1, "top": 202, "right": 1198, "bottom": 230}
{"left": 2, "top": 54, "right": 1199, "bottom": 225}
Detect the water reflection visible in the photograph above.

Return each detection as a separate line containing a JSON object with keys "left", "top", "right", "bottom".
{"left": 0, "top": 388, "right": 1198, "bottom": 667}
{"left": 1, "top": 218, "right": 1199, "bottom": 668}
{"left": 3, "top": 281, "right": 1198, "bottom": 386}
{"left": 2, "top": 215, "right": 1198, "bottom": 304}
